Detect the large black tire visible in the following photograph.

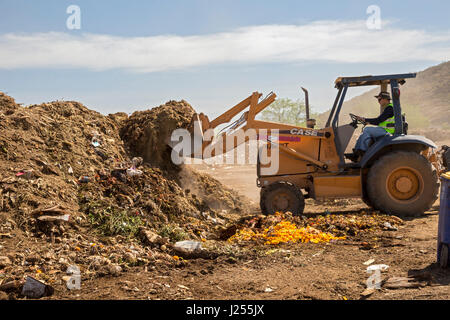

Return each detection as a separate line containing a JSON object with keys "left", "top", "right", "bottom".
{"left": 366, "top": 151, "right": 439, "bottom": 217}
{"left": 361, "top": 196, "right": 375, "bottom": 209}
{"left": 260, "top": 181, "right": 305, "bottom": 216}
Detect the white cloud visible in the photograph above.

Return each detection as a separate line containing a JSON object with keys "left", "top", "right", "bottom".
{"left": 0, "top": 20, "right": 449, "bottom": 72}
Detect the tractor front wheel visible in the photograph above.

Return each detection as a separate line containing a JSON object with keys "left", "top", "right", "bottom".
{"left": 260, "top": 181, "right": 305, "bottom": 216}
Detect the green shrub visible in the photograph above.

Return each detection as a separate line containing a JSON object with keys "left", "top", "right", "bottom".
{"left": 85, "top": 201, "right": 143, "bottom": 238}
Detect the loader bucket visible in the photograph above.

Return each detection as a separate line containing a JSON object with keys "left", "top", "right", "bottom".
{"left": 166, "top": 113, "right": 205, "bottom": 159}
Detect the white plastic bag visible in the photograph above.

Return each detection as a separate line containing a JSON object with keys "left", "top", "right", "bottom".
{"left": 366, "top": 264, "right": 389, "bottom": 289}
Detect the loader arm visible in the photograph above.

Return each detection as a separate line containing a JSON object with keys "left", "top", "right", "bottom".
{"left": 182, "top": 92, "right": 330, "bottom": 169}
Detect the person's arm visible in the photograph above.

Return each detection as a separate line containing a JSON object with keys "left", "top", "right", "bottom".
{"left": 364, "top": 106, "right": 394, "bottom": 125}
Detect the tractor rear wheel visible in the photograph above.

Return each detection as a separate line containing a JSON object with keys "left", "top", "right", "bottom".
{"left": 260, "top": 181, "right": 305, "bottom": 216}
{"left": 366, "top": 151, "right": 439, "bottom": 217}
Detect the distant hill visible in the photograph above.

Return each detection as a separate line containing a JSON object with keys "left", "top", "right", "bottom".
{"left": 318, "top": 61, "right": 450, "bottom": 129}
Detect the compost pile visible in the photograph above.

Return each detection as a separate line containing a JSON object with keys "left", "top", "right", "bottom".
{"left": 0, "top": 92, "right": 249, "bottom": 299}
{"left": 120, "top": 100, "right": 195, "bottom": 169}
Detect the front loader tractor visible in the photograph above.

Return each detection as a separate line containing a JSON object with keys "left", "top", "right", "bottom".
{"left": 175, "top": 73, "right": 440, "bottom": 217}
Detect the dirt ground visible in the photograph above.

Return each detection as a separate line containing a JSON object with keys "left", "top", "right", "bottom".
{"left": 25, "top": 162, "right": 446, "bottom": 301}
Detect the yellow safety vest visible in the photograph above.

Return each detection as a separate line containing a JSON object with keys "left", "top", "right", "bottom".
{"left": 378, "top": 103, "right": 395, "bottom": 134}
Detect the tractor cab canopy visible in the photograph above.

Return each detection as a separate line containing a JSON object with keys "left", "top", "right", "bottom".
{"left": 334, "top": 73, "right": 416, "bottom": 89}
{"left": 326, "top": 73, "right": 422, "bottom": 168}
{"left": 327, "top": 73, "right": 416, "bottom": 132}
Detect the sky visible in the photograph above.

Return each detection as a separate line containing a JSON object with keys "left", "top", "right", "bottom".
{"left": 0, "top": 0, "right": 449, "bottom": 118}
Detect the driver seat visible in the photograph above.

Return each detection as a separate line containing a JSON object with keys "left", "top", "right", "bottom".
{"left": 344, "top": 113, "right": 409, "bottom": 163}
{"left": 367, "top": 114, "right": 408, "bottom": 148}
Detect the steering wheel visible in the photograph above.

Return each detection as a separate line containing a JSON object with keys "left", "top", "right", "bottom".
{"left": 349, "top": 113, "right": 366, "bottom": 127}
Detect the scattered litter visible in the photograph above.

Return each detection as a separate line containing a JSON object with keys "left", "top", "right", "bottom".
{"left": 21, "top": 276, "right": 54, "bottom": 299}
{"left": 37, "top": 214, "right": 70, "bottom": 222}
{"left": 174, "top": 240, "right": 202, "bottom": 253}
{"left": 383, "top": 222, "right": 398, "bottom": 231}
{"left": 65, "top": 265, "right": 81, "bottom": 290}
{"left": 32, "top": 204, "right": 68, "bottom": 216}
{"left": 363, "top": 258, "right": 375, "bottom": 266}
{"left": 126, "top": 167, "right": 143, "bottom": 177}
{"left": 132, "top": 157, "right": 143, "bottom": 167}
{"left": 16, "top": 170, "right": 34, "bottom": 180}
{"left": 91, "top": 131, "right": 101, "bottom": 147}
{"left": 264, "top": 287, "right": 274, "bottom": 293}
{"left": 366, "top": 264, "right": 389, "bottom": 289}
{"left": 78, "top": 176, "right": 90, "bottom": 183}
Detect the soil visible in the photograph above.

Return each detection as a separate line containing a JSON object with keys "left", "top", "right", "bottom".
{"left": 0, "top": 91, "right": 449, "bottom": 301}
{"left": 33, "top": 195, "right": 447, "bottom": 301}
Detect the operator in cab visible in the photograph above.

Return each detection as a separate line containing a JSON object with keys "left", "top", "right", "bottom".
{"left": 348, "top": 91, "right": 395, "bottom": 162}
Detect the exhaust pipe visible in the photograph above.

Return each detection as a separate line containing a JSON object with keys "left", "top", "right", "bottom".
{"left": 301, "top": 87, "right": 316, "bottom": 128}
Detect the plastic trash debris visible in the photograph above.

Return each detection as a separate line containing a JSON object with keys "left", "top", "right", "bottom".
{"left": 31, "top": 204, "right": 67, "bottom": 216}
{"left": 366, "top": 264, "right": 389, "bottom": 289}
{"left": 68, "top": 165, "right": 73, "bottom": 175}
{"left": 132, "top": 157, "right": 143, "bottom": 168}
{"left": 126, "top": 168, "right": 143, "bottom": 177}
{"left": 173, "top": 240, "right": 204, "bottom": 258}
{"left": 91, "top": 131, "right": 101, "bottom": 147}
{"left": 78, "top": 176, "right": 90, "bottom": 183}
{"left": 363, "top": 258, "right": 375, "bottom": 265}
{"left": 383, "top": 222, "right": 398, "bottom": 231}
{"left": 67, "top": 265, "right": 80, "bottom": 275}
{"left": 16, "top": 170, "right": 34, "bottom": 180}
{"left": 65, "top": 265, "right": 81, "bottom": 290}
{"left": 37, "top": 214, "right": 70, "bottom": 222}
{"left": 21, "top": 276, "right": 54, "bottom": 299}
{"left": 174, "top": 240, "right": 202, "bottom": 252}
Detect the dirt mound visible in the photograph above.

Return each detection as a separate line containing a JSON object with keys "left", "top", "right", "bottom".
{"left": 120, "top": 100, "right": 195, "bottom": 169}
{"left": 0, "top": 92, "right": 253, "bottom": 299}
{"left": 0, "top": 98, "right": 126, "bottom": 226}
{"left": 0, "top": 93, "right": 247, "bottom": 231}
{"left": 0, "top": 95, "right": 249, "bottom": 259}
{"left": 0, "top": 92, "right": 19, "bottom": 114}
